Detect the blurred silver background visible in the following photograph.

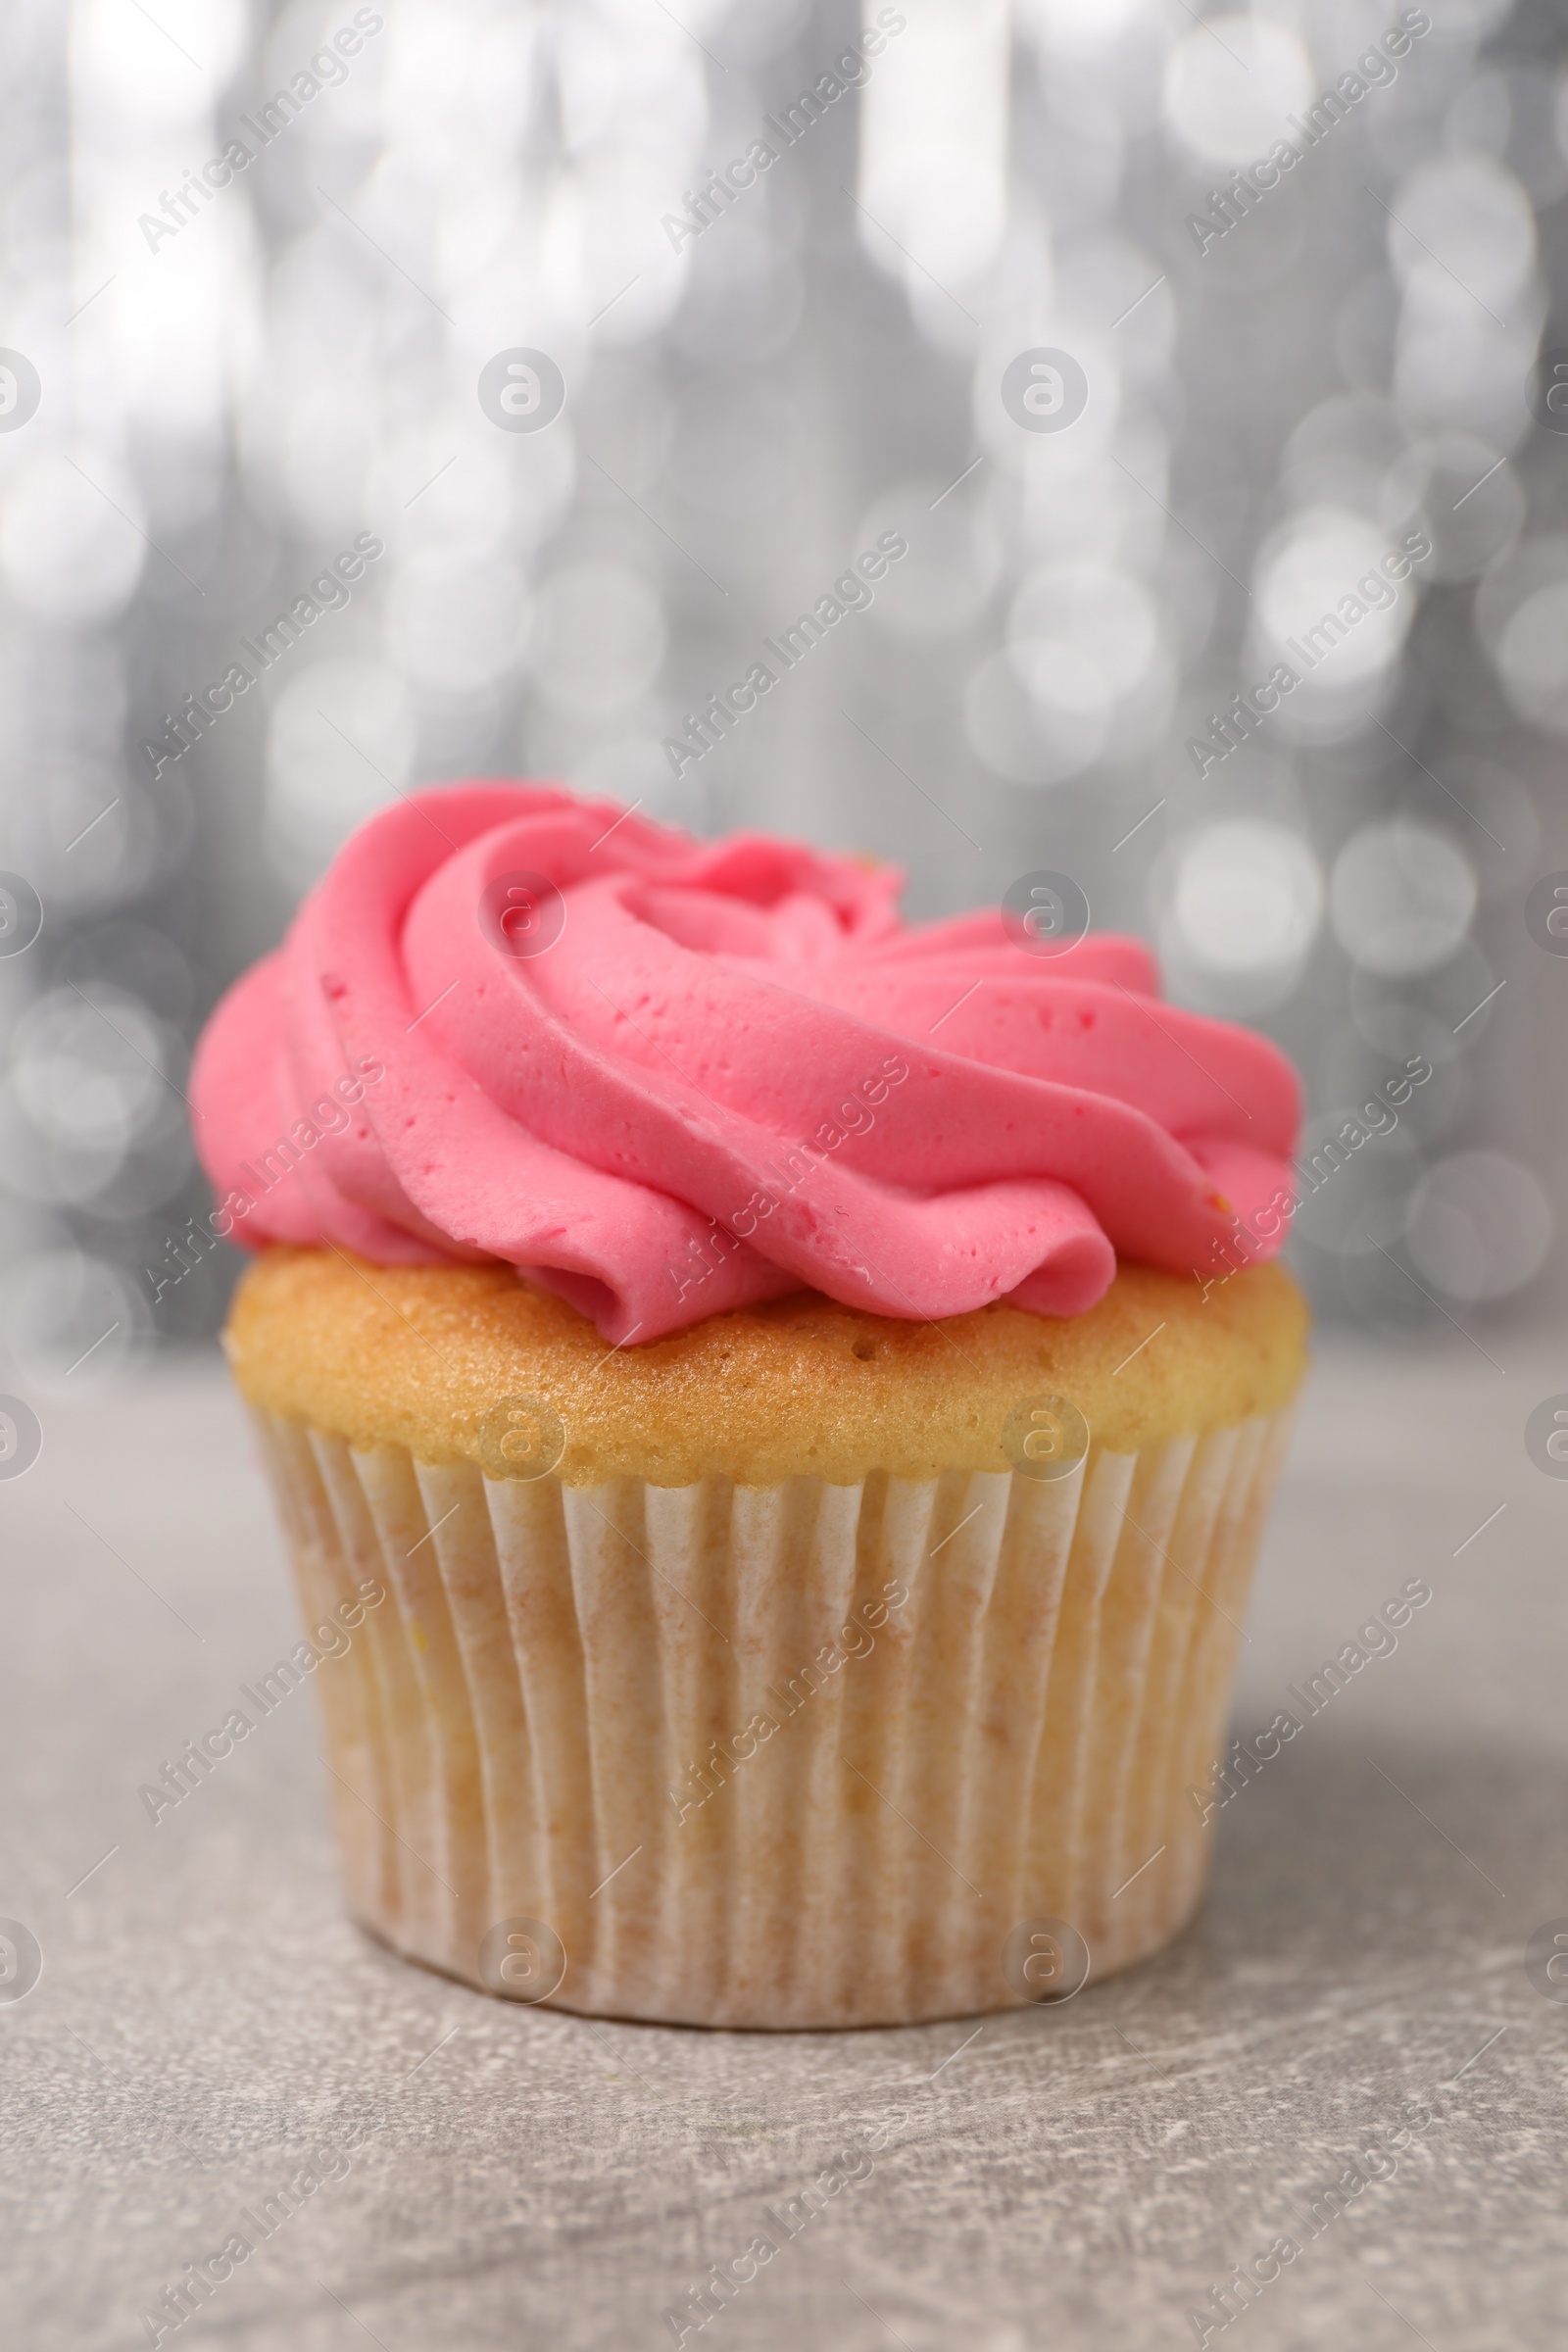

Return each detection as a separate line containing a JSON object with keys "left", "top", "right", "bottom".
{"left": 1, "top": 0, "right": 1565, "bottom": 1396}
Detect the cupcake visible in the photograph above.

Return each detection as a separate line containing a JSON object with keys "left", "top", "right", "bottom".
{"left": 192, "top": 785, "right": 1307, "bottom": 2029}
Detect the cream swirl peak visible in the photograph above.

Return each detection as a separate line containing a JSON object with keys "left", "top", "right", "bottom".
{"left": 190, "top": 784, "right": 1300, "bottom": 1343}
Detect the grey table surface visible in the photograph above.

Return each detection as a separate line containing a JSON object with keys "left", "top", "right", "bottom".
{"left": 2, "top": 1336, "right": 1565, "bottom": 2352}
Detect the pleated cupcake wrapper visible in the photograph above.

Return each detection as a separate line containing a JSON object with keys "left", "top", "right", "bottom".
{"left": 252, "top": 1406, "right": 1294, "bottom": 2029}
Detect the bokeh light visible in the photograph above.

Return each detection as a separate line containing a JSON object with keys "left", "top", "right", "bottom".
{"left": 1156, "top": 819, "right": 1323, "bottom": 1011}
{"left": 1404, "top": 1149, "right": 1553, "bottom": 1302}
{"left": 0, "top": 454, "right": 146, "bottom": 625}
{"left": 1329, "top": 822, "right": 1478, "bottom": 977}
{"left": 1162, "top": 18, "right": 1311, "bottom": 168}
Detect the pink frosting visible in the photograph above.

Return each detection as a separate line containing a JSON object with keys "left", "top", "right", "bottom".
{"left": 190, "top": 784, "right": 1299, "bottom": 1344}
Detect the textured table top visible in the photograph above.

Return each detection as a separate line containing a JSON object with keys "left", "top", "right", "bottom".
{"left": 2, "top": 1339, "right": 1564, "bottom": 2352}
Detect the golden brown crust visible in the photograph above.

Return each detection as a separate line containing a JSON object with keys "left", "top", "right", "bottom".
{"left": 224, "top": 1247, "right": 1309, "bottom": 1488}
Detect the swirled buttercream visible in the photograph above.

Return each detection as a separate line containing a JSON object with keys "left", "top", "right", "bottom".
{"left": 191, "top": 785, "right": 1299, "bottom": 1343}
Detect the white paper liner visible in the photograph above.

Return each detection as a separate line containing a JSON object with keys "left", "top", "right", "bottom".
{"left": 251, "top": 1407, "right": 1294, "bottom": 2029}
